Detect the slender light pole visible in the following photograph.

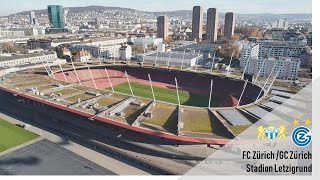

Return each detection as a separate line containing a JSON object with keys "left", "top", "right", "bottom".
{"left": 237, "top": 79, "right": 248, "bottom": 107}
{"left": 98, "top": 49, "right": 102, "bottom": 65}
{"left": 265, "top": 68, "right": 281, "bottom": 97}
{"left": 226, "top": 50, "right": 234, "bottom": 76}
{"left": 41, "top": 61, "right": 50, "bottom": 77}
{"left": 210, "top": 51, "right": 216, "bottom": 74}
{"left": 195, "top": 50, "right": 200, "bottom": 72}
{"left": 175, "top": 77, "right": 181, "bottom": 106}
{"left": 208, "top": 79, "right": 213, "bottom": 108}
{"left": 125, "top": 71, "right": 134, "bottom": 96}
{"left": 241, "top": 57, "right": 250, "bottom": 79}
{"left": 255, "top": 62, "right": 278, "bottom": 102}
{"left": 70, "top": 58, "right": 82, "bottom": 85}
{"left": 167, "top": 51, "right": 172, "bottom": 69}
{"left": 105, "top": 68, "right": 114, "bottom": 92}
{"left": 154, "top": 50, "right": 159, "bottom": 66}
{"left": 181, "top": 49, "right": 186, "bottom": 71}
{"left": 86, "top": 63, "right": 97, "bottom": 89}
{"left": 58, "top": 61, "right": 68, "bottom": 82}
{"left": 148, "top": 74, "right": 156, "bottom": 101}
{"left": 44, "top": 58, "right": 55, "bottom": 79}
{"left": 253, "top": 58, "right": 267, "bottom": 84}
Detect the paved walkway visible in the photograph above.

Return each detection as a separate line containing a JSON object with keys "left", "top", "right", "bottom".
{"left": 0, "top": 112, "right": 150, "bottom": 175}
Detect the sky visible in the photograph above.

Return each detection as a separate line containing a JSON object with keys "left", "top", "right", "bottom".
{"left": 0, "top": 0, "right": 312, "bottom": 16}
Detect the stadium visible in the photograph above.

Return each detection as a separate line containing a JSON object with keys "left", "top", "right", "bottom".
{"left": 0, "top": 61, "right": 294, "bottom": 145}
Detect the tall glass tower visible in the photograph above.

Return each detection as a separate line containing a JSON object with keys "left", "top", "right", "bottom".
{"left": 47, "top": 5, "right": 65, "bottom": 29}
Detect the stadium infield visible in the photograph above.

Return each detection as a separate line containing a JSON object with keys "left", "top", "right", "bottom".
{"left": 0, "top": 119, "right": 39, "bottom": 153}
{"left": 109, "top": 82, "right": 223, "bottom": 107}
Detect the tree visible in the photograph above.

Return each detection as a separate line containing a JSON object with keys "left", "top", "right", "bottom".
{"left": 131, "top": 44, "right": 144, "bottom": 54}
{"left": 2, "top": 42, "right": 16, "bottom": 53}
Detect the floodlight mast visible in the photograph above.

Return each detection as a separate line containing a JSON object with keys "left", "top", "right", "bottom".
{"left": 253, "top": 58, "right": 267, "bottom": 84}
{"left": 175, "top": 77, "right": 181, "bottom": 106}
{"left": 86, "top": 62, "right": 97, "bottom": 89}
{"left": 125, "top": 71, "right": 134, "bottom": 97}
{"left": 155, "top": 50, "right": 159, "bottom": 66}
{"left": 70, "top": 58, "right": 82, "bottom": 85}
{"left": 181, "top": 49, "right": 186, "bottom": 71}
{"left": 226, "top": 50, "right": 234, "bottom": 76}
{"left": 148, "top": 74, "right": 156, "bottom": 101}
{"left": 105, "top": 68, "right": 114, "bottom": 93}
{"left": 210, "top": 51, "right": 216, "bottom": 74}
{"left": 265, "top": 68, "right": 282, "bottom": 97}
{"left": 237, "top": 79, "right": 248, "bottom": 107}
{"left": 44, "top": 58, "right": 56, "bottom": 79}
{"left": 41, "top": 61, "right": 51, "bottom": 77}
{"left": 58, "top": 61, "right": 68, "bottom": 82}
{"left": 255, "top": 62, "right": 278, "bottom": 102}
{"left": 241, "top": 57, "right": 250, "bottom": 79}
{"left": 208, "top": 79, "right": 213, "bottom": 108}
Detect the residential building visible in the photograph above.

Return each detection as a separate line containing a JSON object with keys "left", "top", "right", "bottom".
{"left": 119, "top": 45, "right": 132, "bottom": 61}
{"left": 257, "top": 40, "right": 306, "bottom": 59}
{"left": 29, "top": 11, "right": 36, "bottom": 25}
{"left": 157, "top": 16, "right": 169, "bottom": 41}
{"left": 224, "top": 12, "right": 235, "bottom": 39}
{"left": 73, "top": 50, "right": 91, "bottom": 62}
{"left": 206, "top": 8, "right": 218, "bottom": 43}
{"left": 0, "top": 52, "right": 57, "bottom": 67}
{"left": 240, "top": 44, "right": 260, "bottom": 68}
{"left": 242, "top": 57, "right": 300, "bottom": 80}
{"left": 192, "top": 6, "right": 203, "bottom": 42}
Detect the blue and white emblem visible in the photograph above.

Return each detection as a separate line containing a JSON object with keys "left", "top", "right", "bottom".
{"left": 292, "top": 126, "right": 312, "bottom": 147}
{"left": 265, "top": 126, "right": 278, "bottom": 140}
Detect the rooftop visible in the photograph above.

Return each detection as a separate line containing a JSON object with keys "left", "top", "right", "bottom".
{"left": 145, "top": 51, "right": 201, "bottom": 59}
{"left": 0, "top": 51, "right": 55, "bottom": 62}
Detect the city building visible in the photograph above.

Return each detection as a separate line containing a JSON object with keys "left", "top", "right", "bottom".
{"left": 172, "top": 43, "right": 215, "bottom": 59}
{"left": 270, "top": 19, "right": 289, "bottom": 30}
{"left": 119, "top": 45, "right": 132, "bottom": 61}
{"left": 192, "top": 6, "right": 203, "bottom": 42}
{"left": 0, "top": 52, "right": 57, "bottom": 67}
{"left": 240, "top": 44, "right": 260, "bottom": 67}
{"left": 206, "top": 8, "right": 218, "bottom": 43}
{"left": 29, "top": 11, "right": 36, "bottom": 25}
{"left": 73, "top": 50, "right": 91, "bottom": 62}
{"left": 47, "top": 5, "right": 65, "bottom": 30}
{"left": 136, "top": 51, "right": 203, "bottom": 67}
{"left": 242, "top": 57, "right": 300, "bottom": 80}
{"left": 157, "top": 16, "right": 169, "bottom": 41}
{"left": 224, "top": 12, "right": 235, "bottom": 39}
{"left": 128, "top": 36, "right": 163, "bottom": 47}
{"left": 71, "top": 44, "right": 122, "bottom": 59}
{"left": 0, "top": 29, "right": 25, "bottom": 38}
{"left": 257, "top": 40, "right": 306, "bottom": 59}
{"left": 300, "top": 49, "right": 312, "bottom": 68}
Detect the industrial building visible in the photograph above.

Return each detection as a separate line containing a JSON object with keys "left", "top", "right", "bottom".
{"left": 136, "top": 51, "right": 203, "bottom": 67}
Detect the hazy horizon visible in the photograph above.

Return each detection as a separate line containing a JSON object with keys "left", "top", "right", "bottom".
{"left": 0, "top": 0, "right": 312, "bottom": 16}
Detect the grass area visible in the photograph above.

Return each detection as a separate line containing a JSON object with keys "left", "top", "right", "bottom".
{"left": 74, "top": 86, "right": 91, "bottom": 91}
{"left": 228, "top": 125, "right": 251, "bottom": 135}
{"left": 0, "top": 119, "right": 38, "bottom": 152}
{"left": 66, "top": 93, "right": 95, "bottom": 103}
{"left": 181, "top": 108, "right": 213, "bottom": 133}
{"left": 47, "top": 88, "right": 80, "bottom": 96}
{"left": 37, "top": 85, "right": 55, "bottom": 91}
{"left": 142, "top": 103, "right": 178, "bottom": 132}
{"left": 15, "top": 81, "right": 52, "bottom": 87}
{"left": 123, "top": 103, "right": 149, "bottom": 124}
{"left": 97, "top": 97, "right": 122, "bottom": 107}
{"left": 109, "top": 82, "right": 223, "bottom": 107}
